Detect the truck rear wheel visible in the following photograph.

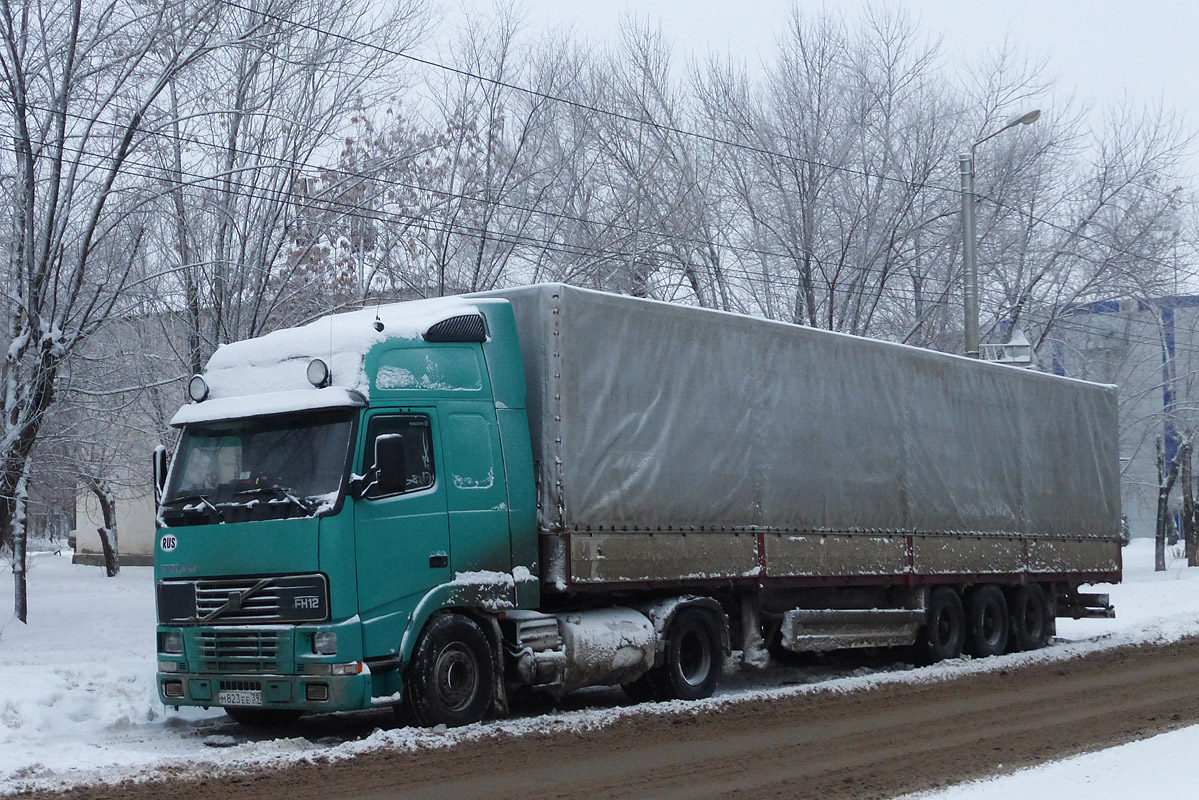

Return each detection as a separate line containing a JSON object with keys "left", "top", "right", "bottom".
{"left": 917, "top": 587, "right": 965, "bottom": 664}
{"left": 965, "top": 585, "right": 1009, "bottom": 657}
{"left": 656, "top": 607, "right": 723, "bottom": 701}
{"left": 1008, "top": 584, "right": 1050, "bottom": 651}
{"left": 403, "top": 613, "right": 494, "bottom": 728}
{"left": 629, "top": 607, "right": 723, "bottom": 702}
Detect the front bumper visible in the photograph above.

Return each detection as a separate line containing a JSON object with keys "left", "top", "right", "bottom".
{"left": 157, "top": 619, "right": 375, "bottom": 713}
{"left": 157, "top": 669, "right": 371, "bottom": 712}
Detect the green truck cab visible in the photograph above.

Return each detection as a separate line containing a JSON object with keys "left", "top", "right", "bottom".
{"left": 156, "top": 298, "right": 541, "bottom": 725}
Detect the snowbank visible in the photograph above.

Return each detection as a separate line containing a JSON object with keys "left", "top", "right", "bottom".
{"left": 907, "top": 718, "right": 1199, "bottom": 800}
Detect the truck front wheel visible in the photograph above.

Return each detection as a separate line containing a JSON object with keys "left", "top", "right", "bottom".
{"left": 403, "top": 613, "right": 494, "bottom": 728}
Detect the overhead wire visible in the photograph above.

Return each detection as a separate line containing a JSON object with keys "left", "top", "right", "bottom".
{"left": 10, "top": 94, "right": 1195, "bottom": 322}
{"left": 204, "top": 0, "right": 1199, "bottom": 290}
{"left": 11, "top": 120, "right": 1199, "bottom": 361}
{"left": 3, "top": 1, "right": 1198, "bottom": 358}
{"left": 4, "top": 96, "right": 979, "bottom": 290}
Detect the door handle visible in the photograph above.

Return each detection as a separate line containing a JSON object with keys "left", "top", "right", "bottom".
{"left": 429, "top": 553, "right": 448, "bottom": 568}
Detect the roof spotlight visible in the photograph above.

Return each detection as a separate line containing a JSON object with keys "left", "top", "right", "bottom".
{"left": 307, "top": 358, "right": 330, "bottom": 388}
{"left": 187, "top": 375, "right": 209, "bottom": 403}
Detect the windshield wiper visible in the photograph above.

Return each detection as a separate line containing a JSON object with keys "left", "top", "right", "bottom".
{"left": 232, "top": 485, "right": 314, "bottom": 515}
{"left": 162, "top": 494, "right": 225, "bottom": 521}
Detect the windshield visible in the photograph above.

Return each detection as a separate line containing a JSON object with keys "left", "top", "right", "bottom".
{"left": 161, "top": 410, "right": 355, "bottom": 526}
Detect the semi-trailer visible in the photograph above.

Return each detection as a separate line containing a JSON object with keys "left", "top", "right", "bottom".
{"left": 154, "top": 283, "right": 1120, "bottom": 726}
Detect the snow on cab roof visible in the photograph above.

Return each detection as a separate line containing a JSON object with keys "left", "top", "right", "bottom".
{"left": 175, "top": 296, "right": 486, "bottom": 422}
{"left": 169, "top": 387, "right": 367, "bottom": 426}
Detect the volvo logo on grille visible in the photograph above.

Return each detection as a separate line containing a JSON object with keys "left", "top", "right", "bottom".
{"left": 227, "top": 592, "right": 243, "bottom": 611}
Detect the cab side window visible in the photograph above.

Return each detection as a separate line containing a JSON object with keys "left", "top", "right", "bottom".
{"left": 364, "top": 414, "right": 435, "bottom": 498}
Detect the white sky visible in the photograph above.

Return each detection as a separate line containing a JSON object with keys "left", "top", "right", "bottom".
{"left": 449, "top": 0, "right": 1197, "bottom": 165}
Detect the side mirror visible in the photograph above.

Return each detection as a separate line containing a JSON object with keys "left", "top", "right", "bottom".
{"left": 152, "top": 445, "right": 168, "bottom": 511}
{"left": 372, "top": 433, "right": 407, "bottom": 495}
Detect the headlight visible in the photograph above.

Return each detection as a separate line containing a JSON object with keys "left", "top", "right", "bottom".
{"left": 159, "top": 631, "right": 183, "bottom": 654}
{"left": 313, "top": 631, "right": 337, "bottom": 655}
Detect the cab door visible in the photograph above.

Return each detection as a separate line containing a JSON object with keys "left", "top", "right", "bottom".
{"left": 441, "top": 400, "right": 510, "bottom": 574}
{"left": 354, "top": 409, "right": 450, "bottom": 657}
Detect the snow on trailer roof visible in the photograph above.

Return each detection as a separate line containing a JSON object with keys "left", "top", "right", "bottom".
{"left": 171, "top": 295, "right": 487, "bottom": 425}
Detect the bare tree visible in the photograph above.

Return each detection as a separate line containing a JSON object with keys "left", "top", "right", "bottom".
{"left": 695, "top": 7, "right": 968, "bottom": 335}
{"left": 1156, "top": 435, "right": 1184, "bottom": 571}
{"left": 312, "top": 3, "right": 596, "bottom": 302}
{"left": 0, "top": 0, "right": 248, "bottom": 621}
{"left": 147, "top": 0, "right": 431, "bottom": 371}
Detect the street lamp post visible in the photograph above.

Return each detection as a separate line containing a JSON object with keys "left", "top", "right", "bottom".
{"left": 961, "top": 109, "right": 1041, "bottom": 358}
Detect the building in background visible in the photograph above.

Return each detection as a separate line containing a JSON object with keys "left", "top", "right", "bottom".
{"left": 1049, "top": 296, "right": 1199, "bottom": 540}
{"left": 73, "top": 490, "right": 156, "bottom": 567}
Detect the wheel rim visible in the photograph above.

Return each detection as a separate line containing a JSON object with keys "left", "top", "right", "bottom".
{"left": 433, "top": 643, "right": 479, "bottom": 712}
{"left": 677, "top": 628, "right": 713, "bottom": 687}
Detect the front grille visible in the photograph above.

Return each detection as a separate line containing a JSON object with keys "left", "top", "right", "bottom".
{"left": 158, "top": 573, "right": 329, "bottom": 624}
{"left": 195, "top": 579, "right": 284, "bottom": 623}
{"left": 199, "top": 630, "right": 280, "bottom": 673}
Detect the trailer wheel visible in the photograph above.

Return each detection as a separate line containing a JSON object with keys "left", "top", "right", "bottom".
{"left": 917, "top": 587, "right": 965, "bottom": 664}
{"left": 224, "top": 708, "right": 303, "bottom": 727}
{"left": 1008, "top": 584, "right": 1050, "bottom": 651}
{"left": 651, "top": 607, "right": 724, "bottom": 701}
{"left": 965, "top": 585, "right": 1009, "bottom": 657}
{"left": 403, "top": 613, "right": 494, "bottom": 728}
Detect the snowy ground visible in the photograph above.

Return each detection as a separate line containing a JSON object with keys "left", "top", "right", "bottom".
{"left": 904, "top": 726, "right": 1199, "bottom": 800}
{"left": 2, "top": 539, "right": 1198, "bottom": 797}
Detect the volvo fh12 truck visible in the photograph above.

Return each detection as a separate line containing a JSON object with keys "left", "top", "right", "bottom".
{"left": 154, "top": 284, "right": 1120, "bottom": 727}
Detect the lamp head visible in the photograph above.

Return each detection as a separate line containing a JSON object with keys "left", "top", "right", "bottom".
{"left": 1007, "top": 109, "right": 1041, "bottom": 127}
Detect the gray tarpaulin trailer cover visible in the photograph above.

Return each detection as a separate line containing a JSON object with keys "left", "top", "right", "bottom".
{"left": 485, "top": 284, "right": 1121, "bottom": 591}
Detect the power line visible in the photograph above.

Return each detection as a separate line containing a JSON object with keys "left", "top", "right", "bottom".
{"left": 203, "top": 0, "right": 1197, "bottom": 291}
{"left": 213, "top": 0, "right": 959, "bottom": 195}
{"left": 15, "top": 125, "right": 1199, "bottom": 363}
{"left": 20, "top": 140, "right": 1199, "bottom": 373}
{"left": 11, "top": 91, "right": 1196, "bottom": 327}
{"left": 5, "top": 96, "right": 975, "bottom": 289}
{"left": 5, "top": 0, "right": 1194, "bottom": 296}
{"left": 3, "top": 5, "right": 1197, "bottom": 358}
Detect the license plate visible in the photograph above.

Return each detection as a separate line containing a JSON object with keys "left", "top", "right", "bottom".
{"left": 218, "top": 689, "right": 263, "bottom": 707}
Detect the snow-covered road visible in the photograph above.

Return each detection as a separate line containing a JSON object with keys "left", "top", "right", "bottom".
{"left": 3, "top": 538, "right": 1198, "bottom": 797}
